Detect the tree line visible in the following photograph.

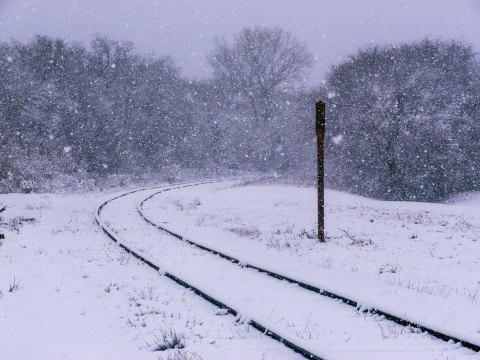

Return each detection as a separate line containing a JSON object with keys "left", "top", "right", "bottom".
{"left": 326, "top": 39, "right": 480, "bottom": 201}
{"left": 0, "top": 28, "right": 479, "bottom": 201}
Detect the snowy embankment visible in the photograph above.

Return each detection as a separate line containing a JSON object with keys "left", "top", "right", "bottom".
{"left": 140, "top": 181, "right": 480, "bottom": 348}
{"left": 93, "top": 181, "right": 476, "bottom": 359}
{"left": 1, "top": 181, "right": 479, "bottom": 360}
{"left": 0, "top": 189, "right": 300, "bottom": 360}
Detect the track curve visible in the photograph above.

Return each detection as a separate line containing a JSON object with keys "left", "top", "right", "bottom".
{"left": 96, "top": 180, "right": 325, "bottom": 360}
{"left": 137, "top": 181, "right": 480, "bottom": 354}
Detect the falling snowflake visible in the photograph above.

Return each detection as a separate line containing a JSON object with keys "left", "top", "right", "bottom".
{"left": 332, "top": 134, "right": 344, "bottom": 145}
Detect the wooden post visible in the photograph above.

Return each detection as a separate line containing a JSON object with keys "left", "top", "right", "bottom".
{"left": 0, "top": 205, "right": 5, "bottom": 240}
{"left": 316, "top": 101, "right": 325, "bottom": 242}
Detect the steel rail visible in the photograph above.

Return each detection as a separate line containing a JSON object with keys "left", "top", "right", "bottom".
{"left": 138, "top": 182, "right": 480, "bottom": 354}
{"left": 96, "top": 181, "right": 325, "bottom": 360}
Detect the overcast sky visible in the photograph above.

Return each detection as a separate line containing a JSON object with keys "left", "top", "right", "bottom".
{"left": 1, "top": 0, "right": 480, "bottom": 83}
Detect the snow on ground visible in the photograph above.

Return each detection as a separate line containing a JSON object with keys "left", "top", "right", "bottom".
{"left": 140, "top": 181, "right": 480, "bottom": 348}
{"left": 96, "top": 181, "right": 478, "bottom": 359}
{"left": 1, "top": 181, "right": 479, "bottom": 360}
{"left": 447, "top": 191, "right": 480, "bottom": 208}
{"left": 0, "top": 189, "right": 302, "bottom": 360}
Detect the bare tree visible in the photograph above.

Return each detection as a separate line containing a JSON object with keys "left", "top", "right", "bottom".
{"left": 209, "top": 26, "right": 313, "bottom": 124}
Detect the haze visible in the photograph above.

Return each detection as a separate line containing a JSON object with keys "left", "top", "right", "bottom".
{"left": 1, "top": 0, "right": 479, "bottom": 82}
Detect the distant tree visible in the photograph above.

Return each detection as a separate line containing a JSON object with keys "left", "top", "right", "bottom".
{"left": 210, "top": 26, "right": 312, "bottom": 124}
{"left": 326, "top": 39, "right": 480, "bottom": 201}
{"left": 209, "top": 26, "right": 313, "bottom": 170}
{"left": 131, "top": 57, "right": 194, "bottom": 170}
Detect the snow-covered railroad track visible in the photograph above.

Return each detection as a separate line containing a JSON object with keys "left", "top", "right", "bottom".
{"left": 138, "top": 181, "right": 480, "bottom": 354}
{"left": 96, "top": 181, "right": 323, "bottom": 360}
{"left": 97, "top": 181, "right": 479, "bottom": 359}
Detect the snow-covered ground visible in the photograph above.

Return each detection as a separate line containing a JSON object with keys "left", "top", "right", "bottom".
{"left": 1, "top": 181, "right": 479, "bottom": 359}
{"left": 0, "top": 188, "right": 302, "bottom": 360}
{"left": 140, "top": 181, "right": 480, "bottom": 352}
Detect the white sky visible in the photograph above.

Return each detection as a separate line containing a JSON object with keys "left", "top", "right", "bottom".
{"left": 1, "top": 0, "right": 479, "bottom": 83}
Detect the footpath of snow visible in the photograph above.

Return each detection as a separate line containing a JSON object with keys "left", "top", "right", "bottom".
{"left": 141, "top": 181, "right": 480, "bottom": 346}
{"left": 0, "top": 189, "right": 301, "bottom": 360}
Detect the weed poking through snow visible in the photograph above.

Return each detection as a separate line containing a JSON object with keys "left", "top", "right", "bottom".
{"left": 9, "top": 276, "right": 20, "bottom": 293}
{"left": 5, "top": 216, "right": 36, "bottom": 232}
{"left": 378, "top": 263, "right": 402, "bottom": 274}
{"left": 226, "top": 225, "right": 260, "bottom": 239}
{"left": 158, "top": 349, "right": 203, "bottom": 360}
{"left": 146, "top": 328, "right": 185, "bottom": 351}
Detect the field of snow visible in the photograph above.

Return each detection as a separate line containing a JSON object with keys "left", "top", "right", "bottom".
{"left": 141, "top": 181, "right": 480, "bottom": 348}
{"left": 0, "top": 188, "right": 301, "bottom": 360}
{"left": 1, "top": 180, "right": 479, "bottom": 360}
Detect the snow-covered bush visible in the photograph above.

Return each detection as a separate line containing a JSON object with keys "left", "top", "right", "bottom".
{"left": 325, "top": 39, "right": 480, "bottom": 201}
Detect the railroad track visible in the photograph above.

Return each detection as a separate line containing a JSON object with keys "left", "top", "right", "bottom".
{"left": 96, "top": 179, "right": 480, "bottom": 359}
{"left": 96, "top": 180, "right": 324, "bottom": 360}
{"left": 137, "top": 180, "right": 480, "bottom": 354}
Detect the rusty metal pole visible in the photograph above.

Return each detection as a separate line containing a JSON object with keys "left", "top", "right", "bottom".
{"left": 316, "top": 101, "right": 325, "bottom": 242}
